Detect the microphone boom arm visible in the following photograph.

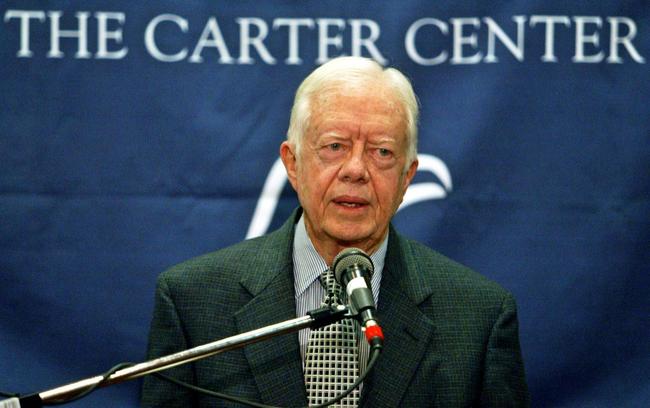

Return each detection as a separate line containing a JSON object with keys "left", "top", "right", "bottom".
{"left": 7, "top": 305, "right": 349, "bottom": 408}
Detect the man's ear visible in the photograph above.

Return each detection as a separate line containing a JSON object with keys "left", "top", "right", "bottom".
{"left": 403, "top": 158, "right": 418, "bottom": 191}
{"left": 280, "top": 141, "right": 299, "bottom": 192}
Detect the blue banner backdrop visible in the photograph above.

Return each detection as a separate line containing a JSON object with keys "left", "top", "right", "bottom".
{"left": 1, "top": 1, "right": 648, "bottom": 407}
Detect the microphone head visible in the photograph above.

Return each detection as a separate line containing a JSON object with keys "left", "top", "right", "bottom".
{"left": 332, "top": 247, "right": 374, "bottom": 284}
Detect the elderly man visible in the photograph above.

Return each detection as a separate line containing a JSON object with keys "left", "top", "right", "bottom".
{"left": 142, "top": 57, "right": 529, "bottom": 407}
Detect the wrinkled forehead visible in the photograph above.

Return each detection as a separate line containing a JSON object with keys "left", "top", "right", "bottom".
{"left": 309, "top": 80, "right": 407, "bottom": 126}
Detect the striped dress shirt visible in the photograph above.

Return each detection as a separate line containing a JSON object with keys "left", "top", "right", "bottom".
{"left": 292, "top": 214, "right": 386, "bottom": 374}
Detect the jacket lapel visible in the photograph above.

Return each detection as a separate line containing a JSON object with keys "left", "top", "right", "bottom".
{"left": 233, "top": 211, "right": 308, "bottom": 406}
{"left": 362, "top": 228, "right": 437, "bottom": 407}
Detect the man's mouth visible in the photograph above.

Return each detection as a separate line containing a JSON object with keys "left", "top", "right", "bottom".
{"left": 333, "top": 196, "right": 369, "bottom": 208}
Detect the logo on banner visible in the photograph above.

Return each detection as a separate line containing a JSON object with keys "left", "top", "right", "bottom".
{"left": 246, "top": 154, "right": 452, "bottom": 239}
{"left": 2, "top": 10, "right": 646, "bottom": 65}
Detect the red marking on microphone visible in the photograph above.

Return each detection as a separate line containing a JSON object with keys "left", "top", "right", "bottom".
{"left": 365, "top": 325, "right": 384, "bottom": 343}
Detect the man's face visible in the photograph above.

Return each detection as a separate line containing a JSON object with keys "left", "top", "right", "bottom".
{"left": 281, "top": 84, "right": 418, "bottom": 258}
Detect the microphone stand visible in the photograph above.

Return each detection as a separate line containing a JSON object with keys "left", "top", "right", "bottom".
{"left": 2, "top": 305, "right": 349, "bottom": 408}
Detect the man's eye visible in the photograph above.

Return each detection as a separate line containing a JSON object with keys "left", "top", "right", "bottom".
{"left": 329, "top": 143, "right": 341, "bottom": 151}
{"left": 378, "top": 148, "right": 392, "bottom": 157}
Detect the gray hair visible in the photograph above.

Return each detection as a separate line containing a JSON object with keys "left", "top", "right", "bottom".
{"left": 286, "top": 57, "right": 419, "bottom": 168}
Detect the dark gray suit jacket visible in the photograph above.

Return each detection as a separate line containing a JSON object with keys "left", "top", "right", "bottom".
{"left": 141, "top": 209, "right": 529, "bottom": 407}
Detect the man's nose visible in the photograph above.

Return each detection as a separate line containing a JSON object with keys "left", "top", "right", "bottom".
{"left": 338, "top": 145, "right": 369, "bottom": 182}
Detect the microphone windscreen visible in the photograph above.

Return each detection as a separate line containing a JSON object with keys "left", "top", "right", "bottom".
{"left": 332, "top": 247, "right": 374, "bottom": 284}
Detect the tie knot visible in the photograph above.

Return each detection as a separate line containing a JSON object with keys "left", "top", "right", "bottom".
{"left": 320, "top": 268, "right": 345, "bottom": 306}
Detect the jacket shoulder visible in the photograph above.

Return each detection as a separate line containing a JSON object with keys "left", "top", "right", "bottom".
{"left": 158, "top": 228, "right": 289, "bottom": 292}
{"left": 394, "top": 234, "right": 514, "bottom": 310}
{"left": 417, "top": 239, "right": 507, "bottom": 287}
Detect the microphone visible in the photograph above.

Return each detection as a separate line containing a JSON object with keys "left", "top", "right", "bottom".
{"left": 332, "top": 248, "right": 384, "bottom": 346}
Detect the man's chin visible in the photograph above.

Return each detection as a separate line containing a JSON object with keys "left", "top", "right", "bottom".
{"left": 326, "top": 225, "right": 377, "bottom": 248}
